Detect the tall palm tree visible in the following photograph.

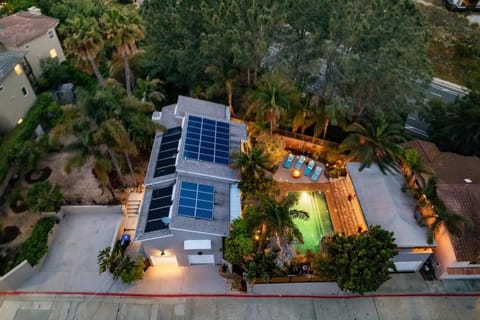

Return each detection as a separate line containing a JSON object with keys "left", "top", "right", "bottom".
{"left": 426, "top": 199, "right": 472, "bottom": 245}
{"left": 339, "top": 117, "right": 406, "bottom": 174}
{"left": 134, "top": 77, "right": 165, "bottom": 104}
{"left": 205, "top": 65, "right": 240, "bottom": 117}
{"left": 61, "top": 16, "right": 105, "bottom": 83}
{"left": 245, "top": 193, "right": 309, "bottom": 258}
{"left": 247, "top": 73, "right": 299, "bottom": 135}
{"left": 102, "top": 8, "right": 145, "bottom": 96}
{"left": 398, "top": 148, "right": 431, "bottom": 188}
{"left": 94, "top": 118, "right": 138, "bottom": 187}
{"left": 231, "top": 142, "right": 274, "bottom": 182}
{"left": 318, "top": 97, "right": 349, "bottom": 140}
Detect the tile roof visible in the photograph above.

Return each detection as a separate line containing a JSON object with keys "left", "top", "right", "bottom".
{"left": 405, "top": 139, "right": 480, "bottom": 184}
{"left": 404, "top": 139, "right": 440, "bottom": 163}
{"left": 0, "top": 11, "right": 58, "bottom": 47}
{"left": 436, "top": 184, "right": 480, "bottom": 263}
{"left": 0, "top": 50, "right": 26, "bottom": 82}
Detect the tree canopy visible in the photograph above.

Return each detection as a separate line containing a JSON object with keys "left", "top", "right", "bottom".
{"left": 141, "top": 0, "right": 431, "bottom": 121}
{"left": 318, "top": 225, "right": 398, "bottom": 295}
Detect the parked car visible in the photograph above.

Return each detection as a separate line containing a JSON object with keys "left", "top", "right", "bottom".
{"left": 445, "top": 0, "right": 480, "bottom": 11}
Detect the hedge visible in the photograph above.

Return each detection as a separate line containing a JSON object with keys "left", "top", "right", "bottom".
{"left": 15, "top": 216, "right": 57, "bottom": 266}
{"left": 0, "top": 93, "right": 55, "bottom": 185}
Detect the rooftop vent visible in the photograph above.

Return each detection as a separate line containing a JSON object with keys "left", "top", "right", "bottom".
{"left": 28, "top": 6, "right": 42, "bottom": 15}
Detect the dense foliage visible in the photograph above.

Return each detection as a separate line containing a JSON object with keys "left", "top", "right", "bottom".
{"left": 0, "top": 93, "right": 57, "bottom": 184}
{"left": 223, "top": 218, "right": 254, "bottom": 265}
{"left": 25, "top": 181, "right": 64, "bottom": 212}
{"left": 141, "top": 0, "right": 431, "bottom": 121}
{"left": 421, "top": 92, "right": 480, "bottom": 157}
{"left": 318, "top": 225, "right": 398, "bottom": 295}
{"left": 16, "top": 217, "right": 57, "bottom": 266}
{"left": 98, "top": 244, "right": 144, "bottom": 284}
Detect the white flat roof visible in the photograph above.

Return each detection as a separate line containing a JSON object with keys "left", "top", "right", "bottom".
{"left": 347, "top": 162, "right": 432, "bottom": 248}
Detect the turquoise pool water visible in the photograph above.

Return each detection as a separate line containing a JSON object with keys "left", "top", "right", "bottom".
{"left": 290, "top": 191, "right": 333, "bottom": 254}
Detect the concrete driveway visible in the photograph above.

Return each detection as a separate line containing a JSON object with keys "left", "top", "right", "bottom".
{"left": 19, "top": 208, "right": 123, "bottom": 292}
{"left": 17, "top": 207, "right": 228, "bottom": 294}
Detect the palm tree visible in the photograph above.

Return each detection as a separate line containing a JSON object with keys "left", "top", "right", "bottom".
{"left": 205, "top": 65, "right": 240, "bottom": 117}
{"left": 61, "top": 16, "right": 105, "bottom": 83}
{"left": 247, "top": 73, "right": 299, "bottom": 135}
{"left": 245, "top": 193, "right": 309, "bottom": 260}
{"left": 102, "top": 8, "right": 145, "bottom": 96}
{"left": 94, "top": 118, "right": 138, "bottom": 187}
{"left": 318, "top": 97, "right": 349, "bottom": 140}
{"left": 398, "top": 148, "right": 431, "bottom": 188}
{"left": 134, "top": 77, "right": 165, "bottom": 104}
{"left": 426, "top": 199, "right": 472, "bottom": 245}
{"left": 339, "top": 117, "right": 406, "bottom": 174}
{"left": 231, "top": 142, "right": 274, "bottom": 182}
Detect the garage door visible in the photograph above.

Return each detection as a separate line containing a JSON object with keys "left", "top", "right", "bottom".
{"left": 150, "top": 255, "right": 178, "bottom": 266}
{"left": 394, "top": 261, "right": 423, "bottom": 272}
{"left": 188, "top": 254, "right": 215, "bottom": 265}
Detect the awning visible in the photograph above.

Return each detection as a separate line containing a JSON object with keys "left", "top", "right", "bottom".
{"left": 230, "top": 183, "right": 241, "bottom": 222}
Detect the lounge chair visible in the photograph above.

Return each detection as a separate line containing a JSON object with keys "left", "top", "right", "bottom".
{"left": 294, "top": 155, "right": 306, "bottom": 169}
{"left": 310, "top": 166, "right": 323, "bottom": 182}
{"left": 283, "top": 154, "right": 295, "bottom": 168}
{"left": 303, "top": 160, "right": 315, "bottom": 176}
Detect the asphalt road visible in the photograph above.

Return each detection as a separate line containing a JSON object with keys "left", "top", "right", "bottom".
{"left": 1, "top": 293, "right": 479, "bottom": 320}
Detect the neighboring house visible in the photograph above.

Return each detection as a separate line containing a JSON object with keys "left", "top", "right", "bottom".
{"left": 0, "top": 51, "right": 36, "bottom": 131}
{"left": 134, "top": 96, "right": 247, "bottom": 266}
{"left": 405, "top": 139, "right": 480, "bottom": 278}
{"left": 346, "top": 162, "right": 435, "bottom": 272}
{"left": 0, "top": 7, "right": 65, "bottom": 81}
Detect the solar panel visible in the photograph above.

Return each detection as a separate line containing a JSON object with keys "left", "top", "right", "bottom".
{"left": 144, "top": 185, "right": 173, "bottom": 232}
{"left": 177, "top": 181, "right": 214, "bottom": 220}
{"left": 154, "top": 127, "right": 181, "bottom": 177}
{"left": 183, "top": 116, "right": 230, "bottom": 165}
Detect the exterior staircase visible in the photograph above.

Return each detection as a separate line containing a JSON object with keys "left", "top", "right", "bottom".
{"left": 124, "top": 192, "right": 143, "bottom": 231}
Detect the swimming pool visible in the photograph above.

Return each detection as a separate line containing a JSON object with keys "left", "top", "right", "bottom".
{"left": 290, "top": 191, "right": 333, "bottom": 254}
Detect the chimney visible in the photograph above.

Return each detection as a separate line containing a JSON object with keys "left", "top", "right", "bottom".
{"left": 28, "top": 6, "right": 42, "bottom": 15}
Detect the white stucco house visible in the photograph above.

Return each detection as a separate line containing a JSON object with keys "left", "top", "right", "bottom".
{"left": 134, "top": 96, "right": 246, "bottom": 266}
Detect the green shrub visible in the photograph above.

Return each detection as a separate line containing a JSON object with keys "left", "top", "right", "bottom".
{"left": 0, "top": 93, "right": 57, "bottom": 184}
{"left": 16, "top": 217, "right": 57, "bottom": 266}
{"left": 26, "top": 181, "right": 63, "bottom": 213}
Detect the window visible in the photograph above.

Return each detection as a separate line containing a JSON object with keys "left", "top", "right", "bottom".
{"left": 49, "top": 48, "right": 57, "bottom": 58}
{"left": 14, "top": 64, "right": 23, "bottom": 75}
{"left": 48, "top": 30, "right": 54, "bottom": 39}
{"left": 21, "top": 87, "right": 28, "bottom": 96}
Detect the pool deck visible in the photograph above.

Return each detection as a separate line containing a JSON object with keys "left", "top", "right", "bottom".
{"left": 275, "top": 157, "right": 367, "bottom": 236}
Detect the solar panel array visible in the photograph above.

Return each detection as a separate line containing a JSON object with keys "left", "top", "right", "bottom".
{"left": 184, "top": 116, "right": 230, "bottom": 165}
{"left": 144, "top": 185, "right": 173, "bottom": 232}
{"left": 154, "top": 127, "right": 181, "bottom": 178}
{"left": 178, "top": 181, "right": 214, "bottom": 220}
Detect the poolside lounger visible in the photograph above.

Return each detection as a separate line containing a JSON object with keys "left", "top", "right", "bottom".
{"left": 303, "top": 160, "right": 315, "bottom": 176}
{"left": 310, "top": 166, "right": 323, "bottom": 182}
{"left": 283, "top": 153, "right": 295, "bottom": 168}
{"left": 294, "top": 155, "right": 306, "bottom": 169}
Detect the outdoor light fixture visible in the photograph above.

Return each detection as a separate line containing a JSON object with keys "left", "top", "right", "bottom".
{"left": 292, "top": 169, "right": 301, "bottom": 178}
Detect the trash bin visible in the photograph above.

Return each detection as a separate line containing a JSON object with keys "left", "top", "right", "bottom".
{"left": 120, "top": 234, "right": 131, "bottom": 249}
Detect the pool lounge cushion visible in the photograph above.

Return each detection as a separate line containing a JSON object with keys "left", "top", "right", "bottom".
{"left": 283, "top": 153, "right": 295, "bottom": 168}
{"left": 310, "top": 166, "right": 323, "bottom": 181}
{"left": 303, "top": 160, "right": 315, "bottom": 176}
{"left": 294, "top": 155, "right": 306, "bottom": 169}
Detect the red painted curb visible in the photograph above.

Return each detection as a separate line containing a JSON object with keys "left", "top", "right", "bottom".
{"left": 0, "top": 291, "right": 479, "bottom": 299}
